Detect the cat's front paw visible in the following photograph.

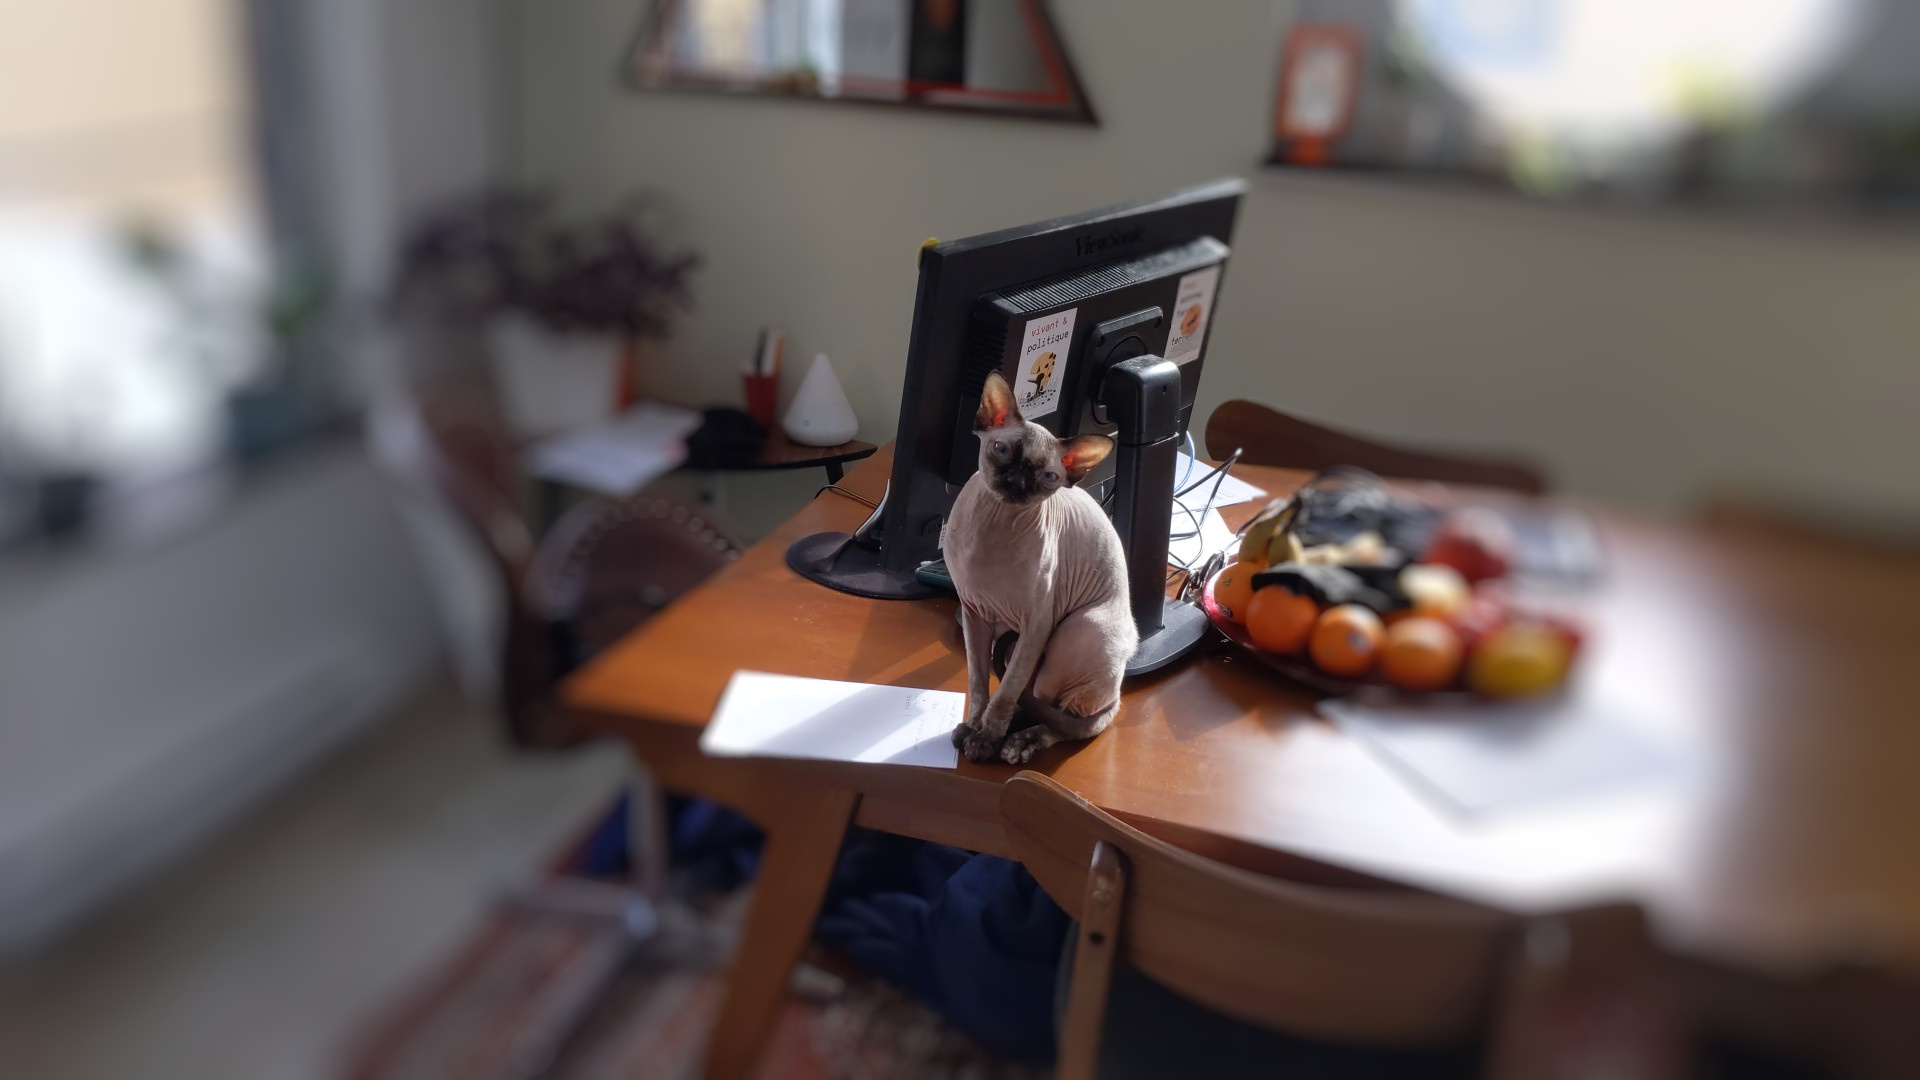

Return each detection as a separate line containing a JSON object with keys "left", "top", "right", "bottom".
{"left": 950, "top": 721, "right": 973, "bottom": 750}
{"left": 960, "top": 730, "right": 1004, "bottom": 765}
{"left": 1000, "top": 726, "right": 1054, "bottom": 765}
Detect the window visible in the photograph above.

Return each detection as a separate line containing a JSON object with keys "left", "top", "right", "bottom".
{"left": 0, "top": 0, "right": 268, "bottom": 488}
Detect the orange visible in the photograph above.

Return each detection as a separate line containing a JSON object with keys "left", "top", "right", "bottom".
{"left": 1245, "top": 587, "right": 1319, "bottom": 654}
{"left": 1380, "top": 616, "right": 1465, "bottom": 692}
{"left": 1210, "top": 560, "right": 1259, "bottom": 624}
{"left": 1309, "top": 604, "right": 1383, "bottom": 678}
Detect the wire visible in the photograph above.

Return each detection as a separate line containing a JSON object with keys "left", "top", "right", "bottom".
{"left": 1165, "top": 448, "right": 1245, "bottom": 572}
{"left": 1175, "top": 447, "right": 1241, "bottom": 501}
{"left": 818, "top": 484, "right": 878, "bottom": 509}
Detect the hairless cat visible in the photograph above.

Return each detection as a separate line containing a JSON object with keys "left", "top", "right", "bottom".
{"left": 945, "top": 371, "right": 1138, "bottom": 765}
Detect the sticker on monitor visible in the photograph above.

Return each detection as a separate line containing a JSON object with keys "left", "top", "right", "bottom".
{"left": 1013, "top": 308, "right": 1076, "bottom": 420}
{"left": 1165, "top": 266, "right": 1219, "bottom": 367}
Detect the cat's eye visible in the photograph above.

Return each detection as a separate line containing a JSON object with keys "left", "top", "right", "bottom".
{"left": 992, "top": 440, "right": 1009, "bottom": 457}
{"left": 1042, "top": 470, "right": 1060, "bottom": 484}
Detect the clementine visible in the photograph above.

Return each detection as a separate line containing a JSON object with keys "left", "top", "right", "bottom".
{"left": 1380, "top": 616, "right": 1464, "bottom": 692}
{"left": 1210, "top": 560, "right": 1259, "bottom": 624}
{"left": 1309, "top": 604, "right": 1383, "bottom": 678}
{"left": 1245, "top": 587, "right": 1319, "bottom": 655}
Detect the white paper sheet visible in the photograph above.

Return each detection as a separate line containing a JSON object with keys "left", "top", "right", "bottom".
{"left": 1174, "top": 451, "right": 1267, "bottom": 510}
{"left": 1167, "top": 507, "right": 1236, "bottom": 572}
{"left": 701, "top": 671, "right": 964, "bottom": 769}
{"left": 1320, "top": 693, "right": 1696, "bottom": 819}
{"left": 523, "top": 401, "right": 703, "bottom": 496}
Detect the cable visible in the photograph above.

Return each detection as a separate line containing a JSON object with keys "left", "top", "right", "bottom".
{"left": 1166, "top": 448, "right": 1245, "bottom": 572}
{"left": 1175, "top": 447, "right": 1241, "bottom": 501}
{"left": 818, "top": 484, "right": 878, "bottom": 509}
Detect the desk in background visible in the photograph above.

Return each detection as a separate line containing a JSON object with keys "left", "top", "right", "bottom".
{"left": 524, "top": 401, "right": 876, "bottom": 529}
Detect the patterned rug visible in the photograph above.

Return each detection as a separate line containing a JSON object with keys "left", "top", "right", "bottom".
{"left": 341, "top": 886, "right": 1042, "bottom": 1080}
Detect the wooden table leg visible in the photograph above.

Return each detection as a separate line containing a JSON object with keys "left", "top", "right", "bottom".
{"left": 824, "top": 461, "right": 844, "bottom": 485}
{"left": 701, "top": 785, "right": 858, "bottom": 1080}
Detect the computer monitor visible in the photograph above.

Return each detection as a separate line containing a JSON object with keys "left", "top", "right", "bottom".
{"left": 788, "top": 179, "right": 1245, "bottom": 670}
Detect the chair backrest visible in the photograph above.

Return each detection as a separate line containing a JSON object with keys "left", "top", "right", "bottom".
{"left": 1205, "top": 399, "right": 1547, "bottom": 495}
{"left": 411, "top": 379, "right": 537, "bottom": 581}
{"left": 377, "top": 378, "right": 741, "bottom": 746}
{"left": 999, "top": 772, "right": 1514, "bottom": 1076}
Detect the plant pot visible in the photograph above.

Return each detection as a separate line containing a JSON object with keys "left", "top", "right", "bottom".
{"left": 35, "top": 472, "right": 96, "bottom": 538}
{"left": 226, "top": 381, "right": 314, "bottom": 465}
{"left": 485, "top": 315, "right": 622, "bottom": 438}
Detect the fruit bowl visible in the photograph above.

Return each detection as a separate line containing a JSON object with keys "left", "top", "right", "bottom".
{"left": 1199, "top": 571, "right": 1477, "bottom": 701}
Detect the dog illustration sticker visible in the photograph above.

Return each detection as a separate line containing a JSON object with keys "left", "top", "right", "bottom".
{"left": 1012, "top": 308, "right": 1076, "bottom": 420}
{"left": 1031, "top": 351, "right": 1057, "bottom": 395}
{"left": 1164, "top": 266, "right": 1220, "bottom": 367}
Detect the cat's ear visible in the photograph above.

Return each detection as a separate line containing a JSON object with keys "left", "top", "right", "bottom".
{"left": 975, "top": 371, "right": 1020, "bottom": 432}
{"left": 1060, "top": 435, "right": 1114, "bottom": 485}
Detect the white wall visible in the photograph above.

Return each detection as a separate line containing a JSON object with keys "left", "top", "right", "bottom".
{"left": 301, "top": 0, "right": 508, "bottom": 397}
{"left": 0, "top": 445, "right": 443, "bottom": 957}
{"left": 513, "top": 0, "right": 1920, "bottom": 518}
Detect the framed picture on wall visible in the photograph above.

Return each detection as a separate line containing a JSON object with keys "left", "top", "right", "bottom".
{"left": 1272, "top": 23, "right": 1362, "bottom": 167}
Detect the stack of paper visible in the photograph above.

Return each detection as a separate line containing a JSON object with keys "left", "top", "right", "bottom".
{"left": 1167, "top": 452, "right": 1267, "bottom": 570}
{"left": 1173, "top": 451, "right": 1268, "bottom": 511}
{"left": 523, "top": 401, "right": 703, "bottom": 496}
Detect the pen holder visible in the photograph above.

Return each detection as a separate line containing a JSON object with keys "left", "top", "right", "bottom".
{"left": 743, "top": 372, "right": 779, "bottom": 427}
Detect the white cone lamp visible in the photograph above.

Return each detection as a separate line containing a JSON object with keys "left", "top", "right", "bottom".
{"left": 782, "top": 354, "right": 859, "bottom": 446}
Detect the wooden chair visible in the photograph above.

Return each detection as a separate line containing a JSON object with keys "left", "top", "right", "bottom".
{"left": 372, "top": 377, "right": 750, "bottom": 1067}
{"left": 1205, "top": 399, "right": 1548, "bottom": 495}
{"left": 393, "top": 378, "right": 743, "bottom": 746}
{"left": 998, "top": 772, "right": 1517, "bottom": 1079}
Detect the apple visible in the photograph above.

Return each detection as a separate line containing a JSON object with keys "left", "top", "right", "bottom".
{"left": 1446, "top": 593, "right": 1510, "bottom": 653}
{"left": 1422, "top": 508, "right": 1517, "bottom": 583}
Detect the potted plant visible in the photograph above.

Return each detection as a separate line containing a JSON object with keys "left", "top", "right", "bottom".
{"left": 393, "top": 192, "right": 699, "bottom": 436}
{"left": 121, "top": 220, "right": 333, "bottom": 465}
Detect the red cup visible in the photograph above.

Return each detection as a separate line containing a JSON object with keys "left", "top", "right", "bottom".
{"left": 743, "top": 373, "right": 778, "bottom": 427}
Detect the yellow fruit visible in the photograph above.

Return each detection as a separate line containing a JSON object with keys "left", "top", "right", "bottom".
{"left": 1309, "top": 604, "right": 1384, "bottom": 678}
{"left": 1399, "top": 563, "right": 1470, "bottom": 619}
{"left": 1211, "top": 561, "right": 1259, "bottom": 624}
{"left": 1467, "top": 625, "right": 1571, "bottom": 698}
{"left": 1236, "top": 497, "right": 1300, "bottom": 567}
{"left": 1246, "top": 588, "right": 1320, "bottom": 655}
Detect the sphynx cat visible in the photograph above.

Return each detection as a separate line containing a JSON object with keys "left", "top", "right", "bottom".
{"left": 945, "top": 371, "right": 1138, "bottom": 765}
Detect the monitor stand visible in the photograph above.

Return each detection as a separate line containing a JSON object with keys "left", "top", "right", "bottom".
{"left": 785, "top": 355, "right": 1214, "bottom": 675}
{"left": 1103, "top": 356, "right": 1212, "bottom": 677}
{"left": 785, "top": 481, "right": 949, "bottom": 600}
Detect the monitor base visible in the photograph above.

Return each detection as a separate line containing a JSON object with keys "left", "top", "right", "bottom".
{"left": 1126, "top": 597, "right": 1212, "bottom": 677}
{"left": 786, "top": 531, "right": 947, "bottom": 601}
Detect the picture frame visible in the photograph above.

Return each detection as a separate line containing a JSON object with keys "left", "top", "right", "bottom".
{"left": 1271, "top": 23, "right": 1363, "bottom": 167}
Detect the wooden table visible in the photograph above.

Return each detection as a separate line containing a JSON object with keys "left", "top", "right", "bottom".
{"left": 562, "top": 444, "right": 1920, "bottom": 1079}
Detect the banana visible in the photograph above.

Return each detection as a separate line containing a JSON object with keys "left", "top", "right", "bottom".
{"left": 1236, "top": 496, "right": 1301, "bottom": 566}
